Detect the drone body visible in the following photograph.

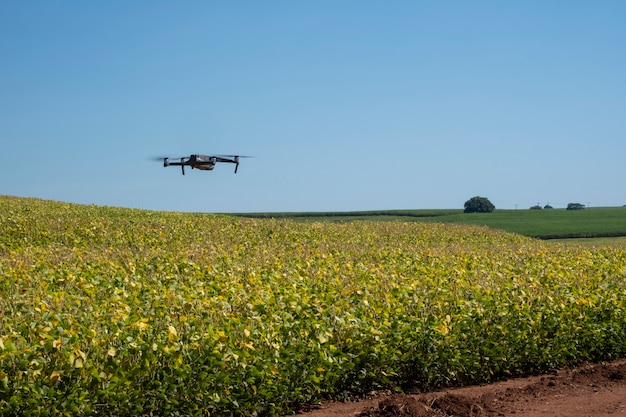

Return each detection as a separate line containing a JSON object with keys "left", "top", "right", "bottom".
{"left": 160, "top": 154, "right": 250, "bottom": 175}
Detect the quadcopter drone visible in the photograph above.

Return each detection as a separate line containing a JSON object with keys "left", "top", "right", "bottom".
{"left": 155, "top": 154, "right": 251, "bottom": 175}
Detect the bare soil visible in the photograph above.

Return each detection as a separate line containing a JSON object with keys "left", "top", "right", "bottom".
{"left": 294, "top": 359, "right": 626, "bottom": 417}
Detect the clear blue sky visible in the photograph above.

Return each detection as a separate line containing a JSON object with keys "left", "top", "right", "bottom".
{"left": 2, "top": 1, "right": 625, "bottom": 212}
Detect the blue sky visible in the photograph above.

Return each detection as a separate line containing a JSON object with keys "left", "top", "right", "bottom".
{"left": 1, "top": 1, "right": 625, "bottom": 212}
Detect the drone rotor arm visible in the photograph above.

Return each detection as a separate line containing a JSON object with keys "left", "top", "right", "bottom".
{"left": 158, "top": 156, "right": 188, "bottom": 166}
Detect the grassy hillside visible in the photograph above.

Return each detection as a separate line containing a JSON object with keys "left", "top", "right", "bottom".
{"left": 2, "top": 196, "right": 626, "bottom": 415}
{"left": 235, "top": 207, "right": 626, "bottom": 239}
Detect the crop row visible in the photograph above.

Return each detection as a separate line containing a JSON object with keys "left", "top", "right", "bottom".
{"left": 1, "top": 197, "right": 625, "bottom": 416}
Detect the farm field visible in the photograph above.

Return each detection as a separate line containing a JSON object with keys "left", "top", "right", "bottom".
{"left": 553, "top": 235, "right": 626, "bottom": 248}
{"left": 1, "top": 196, "right": 626, "bottom": 416}
{"left": 235, "top": 206, "right": 626, "bottom": 240}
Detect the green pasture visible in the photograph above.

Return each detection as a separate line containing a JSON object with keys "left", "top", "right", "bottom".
{"left": 235, "top": 206, "right": 626, "bottom": 240}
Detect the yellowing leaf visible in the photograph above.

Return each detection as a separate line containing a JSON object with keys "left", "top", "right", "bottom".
{"left": 168, "top": 325, "right": 178, "bottom": 341}
{"left": 49, "top": 371, "right": 62, "bottom": 383}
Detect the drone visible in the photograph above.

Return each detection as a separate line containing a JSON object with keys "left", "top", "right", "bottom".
{"left": 155, "top": 154, "right": 251, "bottom": 175}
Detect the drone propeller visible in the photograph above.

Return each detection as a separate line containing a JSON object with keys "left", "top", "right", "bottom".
{"left": 215, "top": 155, "right": 254, "bottom": 159}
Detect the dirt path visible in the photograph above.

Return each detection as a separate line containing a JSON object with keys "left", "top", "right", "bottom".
{"left": 295, "top": 359, "right": 626, "bottom": 417}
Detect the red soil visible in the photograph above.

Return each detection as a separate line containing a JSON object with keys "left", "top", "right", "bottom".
{"left": 294, "top": 359, "right": 626, "bottom": 417}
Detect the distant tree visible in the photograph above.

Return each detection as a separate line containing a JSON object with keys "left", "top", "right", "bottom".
{"left": 464, "top": 196, "right": 495, "bottom": 213}
{"left": 567, "top": 202, "right": 585, "bottom": 210}
{"left": 530, "top": 205, "right": 542, "bottom": 210}
{"left": 544, "top": 204, "right": 553, "bottom": 209}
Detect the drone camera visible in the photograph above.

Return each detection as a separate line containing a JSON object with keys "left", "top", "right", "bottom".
{"left": 163, "top": 158, "right": 169, "bottom": 167}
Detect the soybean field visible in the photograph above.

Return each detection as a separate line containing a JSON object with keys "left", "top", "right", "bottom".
{"left": 1, "top": 196, "right": 625, "bottom": 416}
